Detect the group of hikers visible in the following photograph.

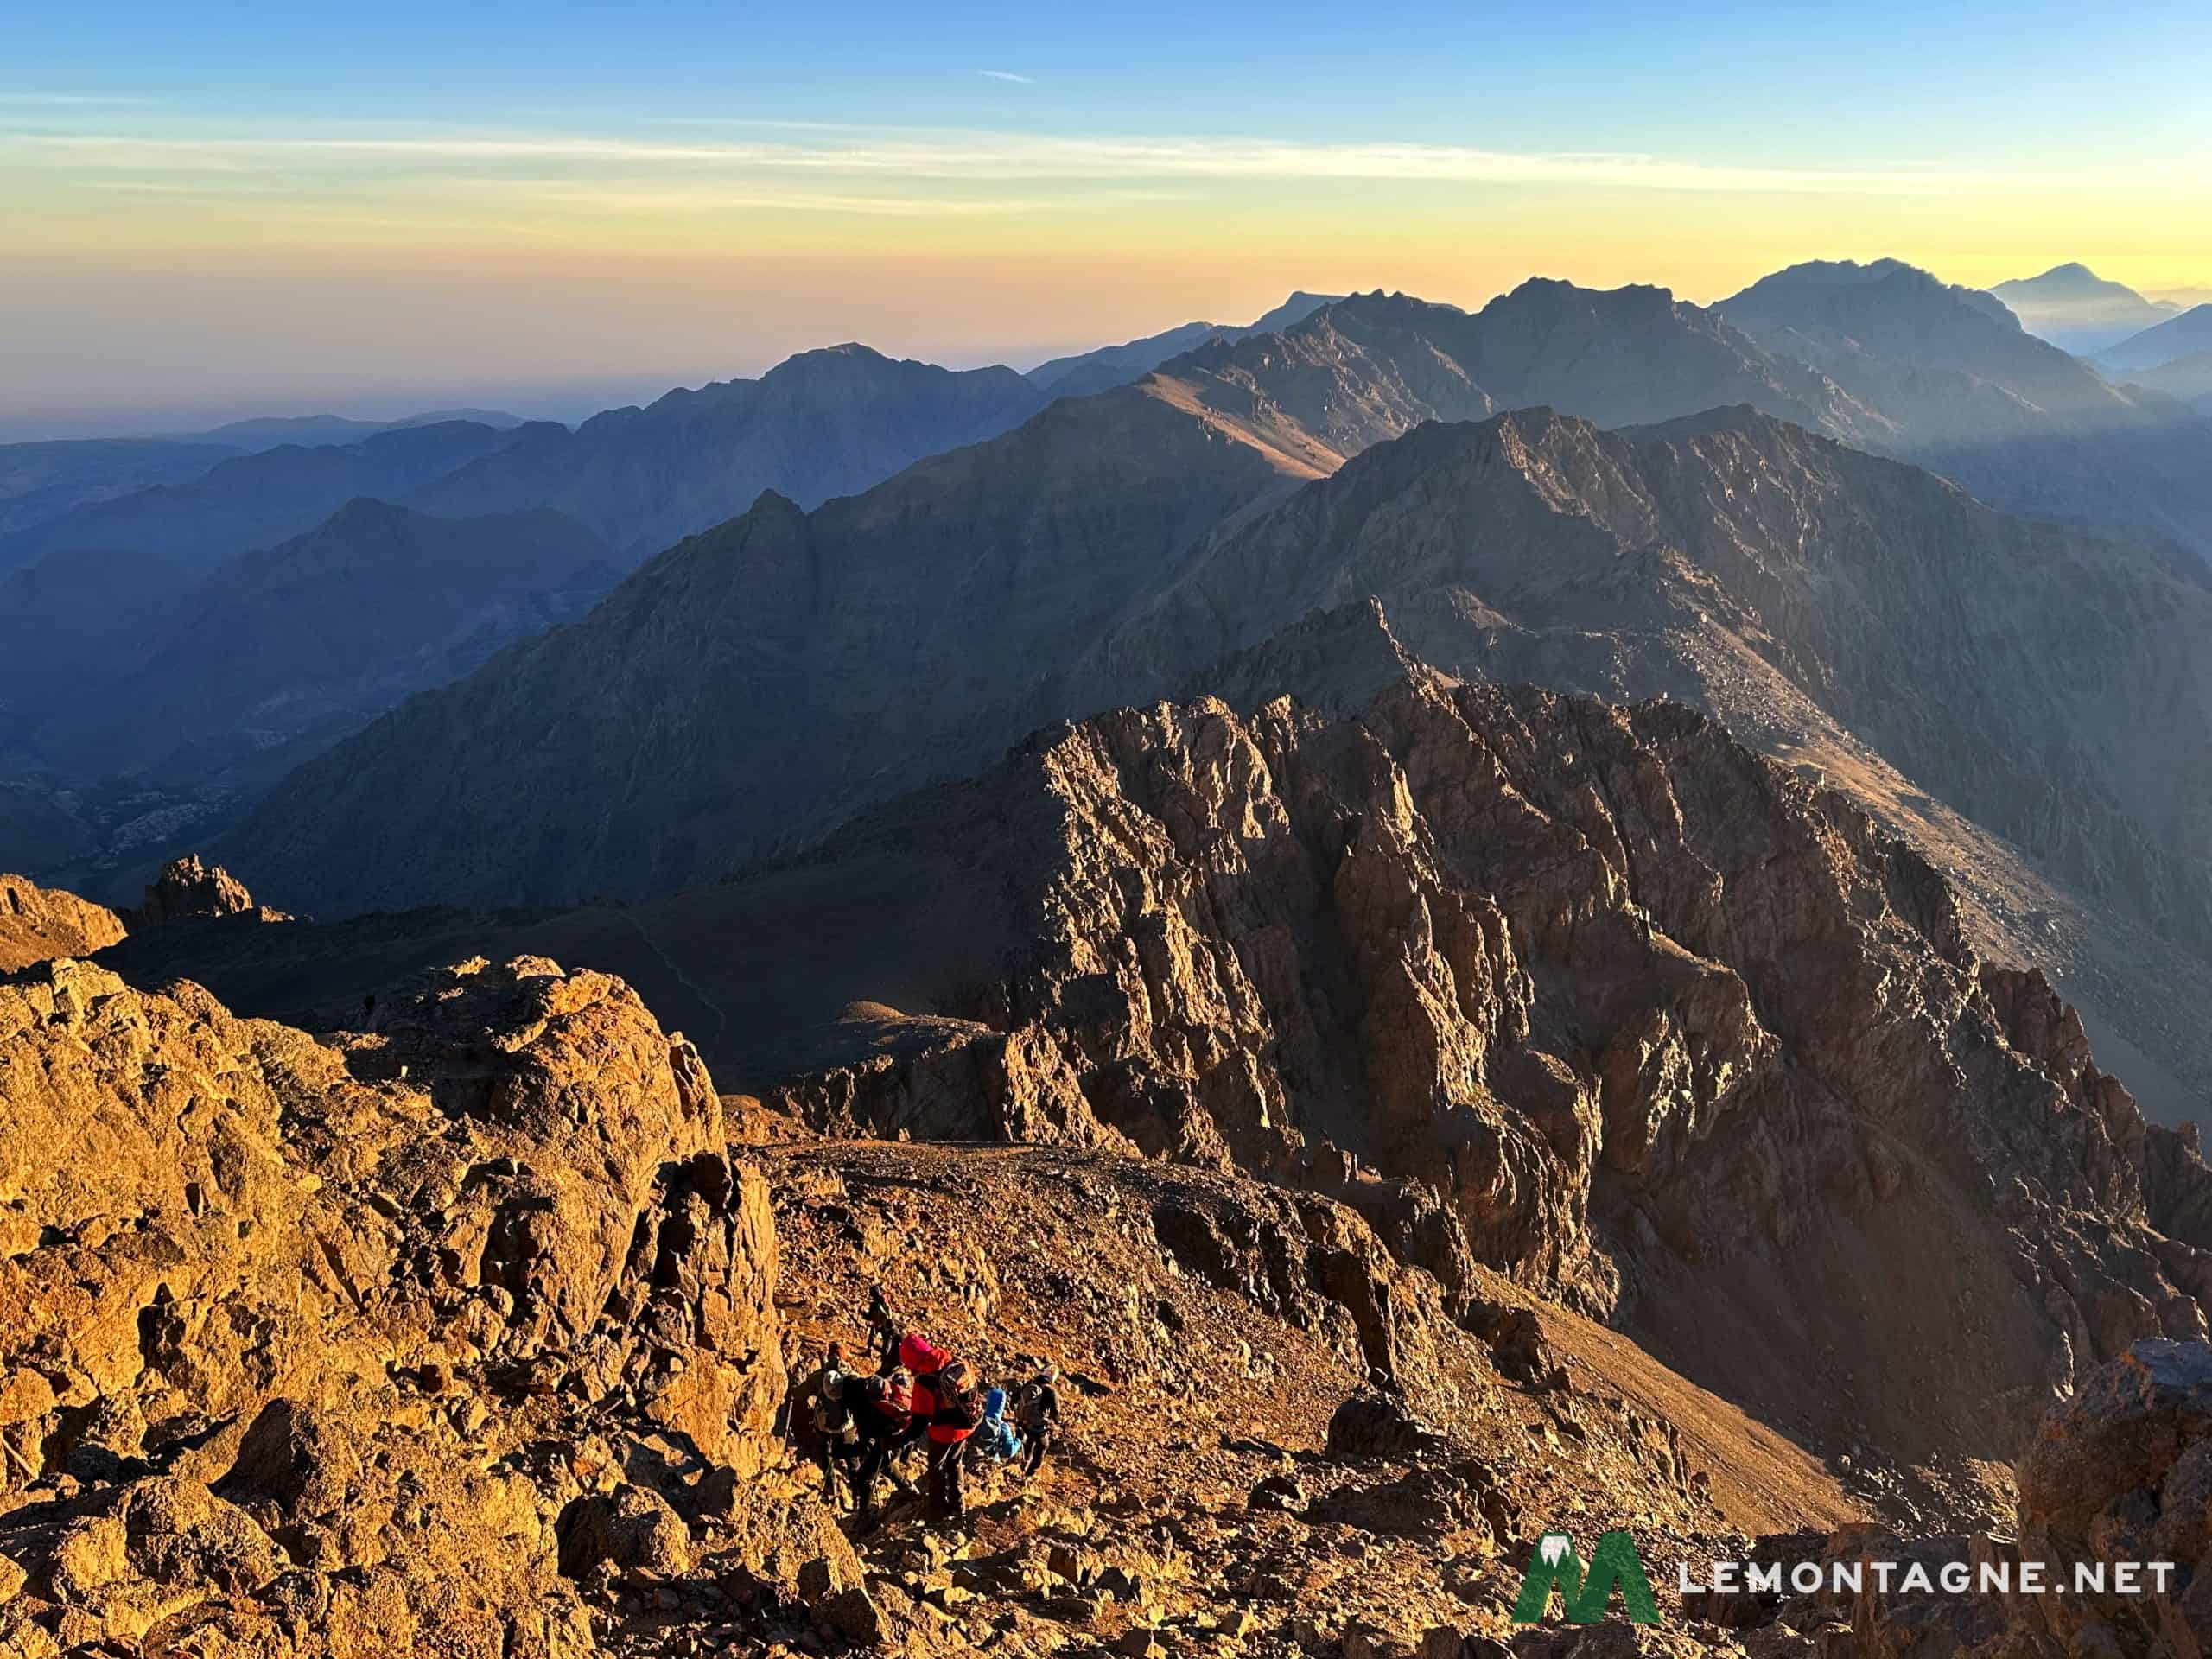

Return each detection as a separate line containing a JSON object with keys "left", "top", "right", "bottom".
{"left": 792, "top": 1287, "right": 1063, "bottom": 1527}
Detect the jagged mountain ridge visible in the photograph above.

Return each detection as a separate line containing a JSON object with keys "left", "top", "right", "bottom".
{"left": 1022, "top": 289, "right": 1341, "bottom": 398}
{"left": 747, "top": 679, "right": 2212, "bottom": 1470}
{"left": 1155, "top": 282, "right": 1866, "bottom": 461}
{"left": 91, "top": 677, "right": 2212, "bottom": 1478}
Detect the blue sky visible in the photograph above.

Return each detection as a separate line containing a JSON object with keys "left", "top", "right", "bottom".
{"left": 7, "top": 1, "right": 2209, "bottom": 434}
{"left": 17, "top": 0, "right": 2208, "bottom": 156}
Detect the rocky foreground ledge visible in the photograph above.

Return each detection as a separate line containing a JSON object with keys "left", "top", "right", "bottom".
{"left": 0, "top": 954, "right": 865, "bottom": 1657}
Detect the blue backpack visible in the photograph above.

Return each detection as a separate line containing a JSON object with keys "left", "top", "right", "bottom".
{"left": 978, "top": 1387, "right": 1025, "bottom": 1463}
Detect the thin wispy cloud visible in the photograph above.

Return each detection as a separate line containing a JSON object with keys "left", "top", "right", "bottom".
{"left": 0, "top": 129, "right": 2001, "bottom": 194}
{"left": 9, "top": 119, "right": 2201, "bottom": 201}
{"left": 0, "top": 92, "right": 151, "bottom": 105}
{"left": 977, "top": 70, "right": 1034, "bottom": 85}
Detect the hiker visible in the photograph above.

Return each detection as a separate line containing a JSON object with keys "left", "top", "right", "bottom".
{"left": 845, "top": 1363, "right": 921, "bottom": 1524}
{"left": 783, "top": 1344, "right": 865, "bottom": 1504}
{"left": 1015, "top": 1365, "right": 1062, "bottom": 1478}
{"left": 923, "top": 1357, "right": 985, "bottom": 1517}
{"left": 807, "top": 1358, "right": 867, "bottom": 1506}
{"left": 976, "top": 1384, "right": 1025, "bottom": 1467}
{"left": 863, "top": 1287, "right": 902, "bottom": 1371}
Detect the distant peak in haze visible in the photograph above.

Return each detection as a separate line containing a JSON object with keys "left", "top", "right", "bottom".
{"left": 1725, "top": 257, "right": 2019, "bottom": 329}
{"left": 1991, "top": 263, "right": 2180, "bottom": 354}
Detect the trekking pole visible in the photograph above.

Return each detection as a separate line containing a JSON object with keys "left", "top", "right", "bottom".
{"left": 0, "top": 1431, "right": 37, "bottom": 1484}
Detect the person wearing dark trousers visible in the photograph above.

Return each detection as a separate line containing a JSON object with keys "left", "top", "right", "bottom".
{"left": 863, "top": 1287, "right": 901, "bottom": 1372}
{"left": 1017, "top": 1366, "right": 1062, "bottom": 1478}
{"left": 844, "top": 1370, "right": 919, "bottom": 1525}
{"left": 923, "top": 1359, "right": 983, "bottom": 1518}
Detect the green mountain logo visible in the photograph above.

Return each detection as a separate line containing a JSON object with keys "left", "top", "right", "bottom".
{"left": 1512, "top": 1529, "right": 1660, "bottom": 1624}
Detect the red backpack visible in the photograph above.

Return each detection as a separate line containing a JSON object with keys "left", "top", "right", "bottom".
{"left": 854, "top": 1367, "right": 915, "bottom": 1432}
{"left": 881, "top": 1367, "right": 916, "bottom": 1422}
{"left": 900, "top": 1334, "right": 951, "bottom": 1376}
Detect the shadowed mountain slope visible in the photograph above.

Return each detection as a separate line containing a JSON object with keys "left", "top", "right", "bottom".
{"left": 26, "top": 499, "right": 616, "bottom": 785}
{"left": 1084, "top": 405, "right": 2212, "bottom": 956}
{"left": 225, "top": 375, "right": 1322, "bottom": 911}
{"left": 2100, "top": 303, "right": 2212, "bottom": 374}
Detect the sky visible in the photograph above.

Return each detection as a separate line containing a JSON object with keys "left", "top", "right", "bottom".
{"left": 7, "top": 0, "right": 2211, "bottom": 436}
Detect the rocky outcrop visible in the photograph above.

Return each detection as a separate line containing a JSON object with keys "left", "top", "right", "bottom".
{"left": 124, "top": 853, "right": 283, "bottom": 928}
{"left": 760, "top": 680, "right": 2212, "bottom": 1466}
{"left": 1999, "top": 1339, "right": 2212, "bottom": 1655}
{"left": 0, "top": 874, "right": 124, "bottom": 971}
{"left": 0, "top": 955, "right": 807, "bottom": 1656}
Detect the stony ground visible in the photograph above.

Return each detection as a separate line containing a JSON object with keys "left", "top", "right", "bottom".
{"left": 575, "top": 1135, "right": 1867, "bottom": 1658}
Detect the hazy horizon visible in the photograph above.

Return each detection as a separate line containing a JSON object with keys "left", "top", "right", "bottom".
{"left": 10, "top": 0, "right": 2211, "bottom": 439}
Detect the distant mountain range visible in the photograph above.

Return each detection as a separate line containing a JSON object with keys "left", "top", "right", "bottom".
{"left": 1991, "top": 262, "right": 2179, "bottom": 354}
{"left": 178, "top": 407, "right": 525, "bottom": 448}
{"left": 0, "top": 419, "right": 536, "bottom": 578}
{"left": 0, "top": 438, "right": 247, "bottom": 542}
{"left": 0, "top": 352, "right": 1046, "bottom": 578}
{"left": 15, "top": 258, "right": 2212, "bottom": 1118}
{"left": 402, "top": 344, "right": 1048, "bottom": 560}
{"left": 10, "top": 500, "right": 614, "bottom": 786}
{"left": 2128, "top": 352, "right": 2212, "bottom": 415}
{"left": 0, "top": 409, "right": 529, "bottom": 544}
{"left": 224, "top": 279, "right": 2212, "bottom": 959}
